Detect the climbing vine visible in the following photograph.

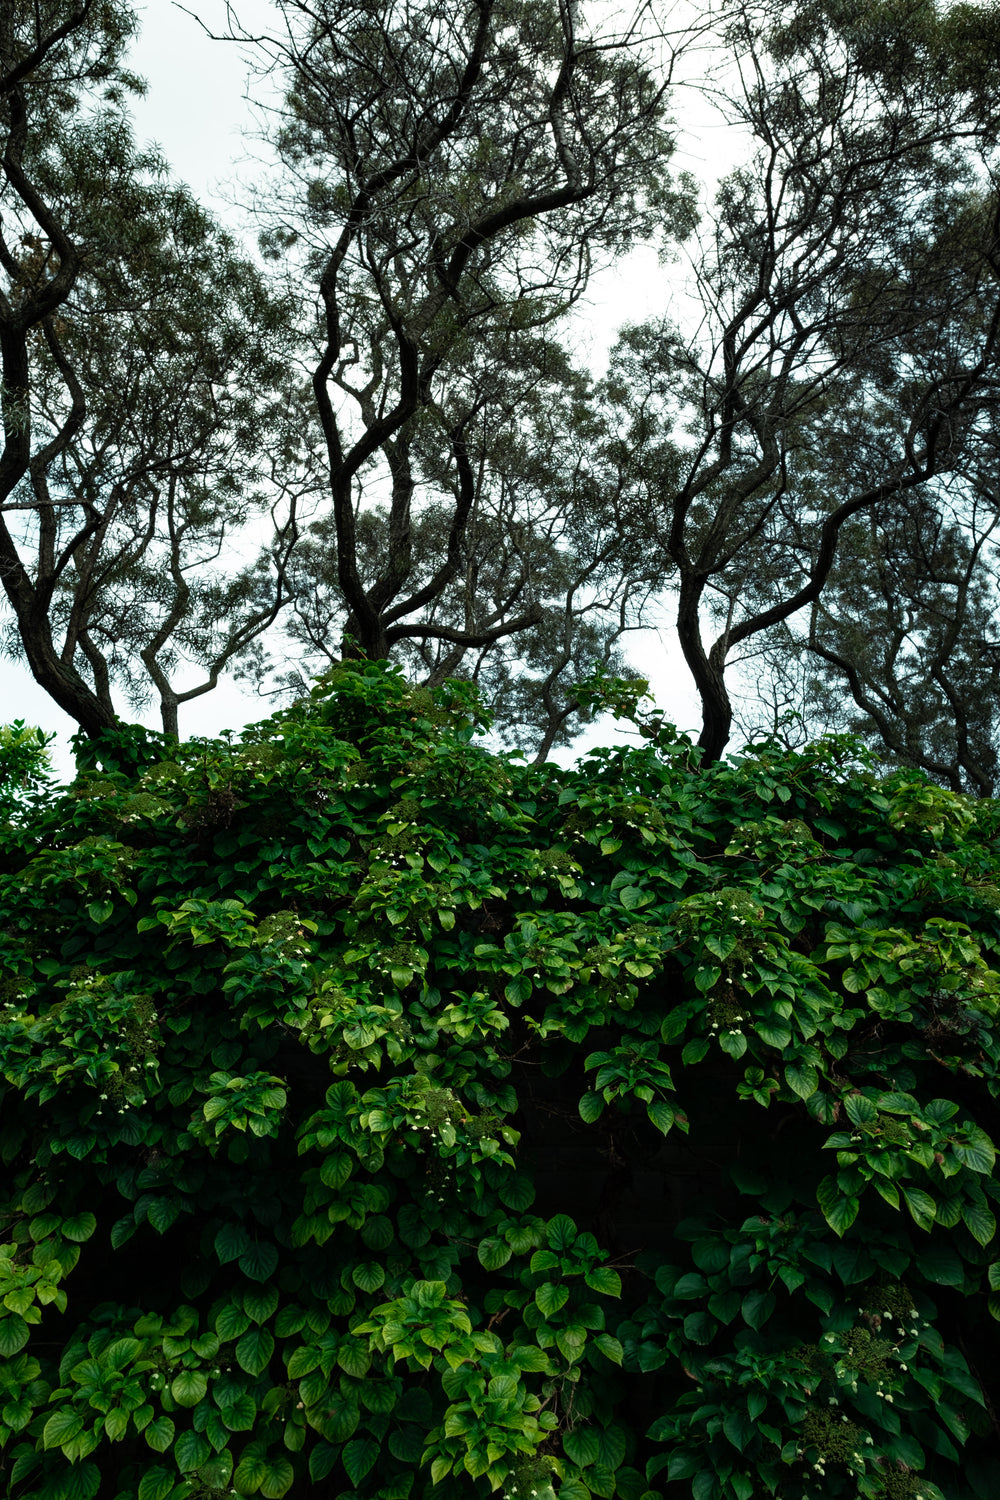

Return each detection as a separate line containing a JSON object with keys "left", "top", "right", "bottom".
{"left": 1, "top": 662, "right": 999, "bottom": 1500}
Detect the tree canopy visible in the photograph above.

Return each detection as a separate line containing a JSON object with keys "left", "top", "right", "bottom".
{"left": 2, "top": 663, "right": 1000, "bottom": 1500}
{"left": 5, "top": 0, "right": 1000, "bottom": 768}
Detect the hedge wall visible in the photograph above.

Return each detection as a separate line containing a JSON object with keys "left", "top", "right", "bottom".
{"left": 1, "top": 663, "right": 999, "bottom": 1500}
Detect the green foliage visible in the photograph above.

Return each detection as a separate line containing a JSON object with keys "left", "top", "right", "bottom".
{"left": 2, "top": 662, "right": 1000, "bottom": 1499}
{"left": 0, "top": 725, "right": 54, "bottom": 825}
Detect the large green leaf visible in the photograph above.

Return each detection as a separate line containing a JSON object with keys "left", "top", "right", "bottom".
{"left": 239, "top": 1240, "right": 279, "bottom": 1282}
{"left": 175, "top": 1429, "right": 211, "bottom": 1472}
{"left": 816, "top": 1176, "right": 860, "bottom": 1237}
{"left": 0, "top": 1315, "right": 30, "bottom": 1357}
{"left": 236, "top": 1327, "right": 275, "bottom": 1377}
{"left": 214, "top": 1222, "right": 251, "bottom": 1265}
{"left": 536, "top": 1282, "right": 570, "bottom": 1317}
{"left": 171, "top": 1369, "right": 207, "bottom": 1407}
{"left": 145, "top": 1416, "right": 175, "bottom": 1452}
{"left": 43, "top": 1409, "right": 84, "bottom": 1449}
{"left": 563, "top": 1428, "right": 601, "bottom": 1468}
{"left": 343, "top": 1437, "right": 380, "bottom": 1486}
{"left": 137, "top": 1469, "right": 175, "bottom": 1500}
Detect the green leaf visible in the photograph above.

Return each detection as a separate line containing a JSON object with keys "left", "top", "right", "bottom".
{"left": 309, "top": 1443, "right": 339, "bottom": 1483}
{"left": 592, "top": 1333, "right": 624, "bottom": 1365}
{"left": 43, "top": 1408, "right": 84, "bottom": 1449}
{"left": 236, "top": 1326, "right": 275, "bottom": 1376}
{"left": 578, "top": 1092, "right": 605, "bottom": 1124}
{"left": 175, "top": 1429, "right": 211, "bottom": 1472}
{"left": 844, "top": 1094, "right": 878, "bottom": 1126}
{"left": 286, "top": 1345, "right": 320, "bottom": 1379}
{"left": 239, "top": 1241, "right": 278, "bottom": 1282}
{"left": 318, "top": 1393, "right": 359, "bottom": 1443}
{"left": 723, "top": 1407, "right": 753, "bottom": 1452}
{"left": 902, "top": 1185, "right": 937, "bottom": 1231}
{"left": 619, "top": 886, "right": 648, "bottom": 911}
{"left": 505, "top": 976, "right": 533, "bottom": 1005}
{"left": 546, "top": 1214, "right": 578, "bottom": 1252}
{"left": 352, "top": 1260, "right": 386, "bottom": 1293}
{"left": 647, "top": 1100, "right": 675, "bottom": 1134}
{"left": 337, "top": 1341, "right": 371, "bottom": 1378}
{"left": 87, "top": 900, "right": 114, "bottom": 925}
{"left": 145, "top": 1416, "right": 175, "bottom": 1452}
{"left": 171, "top": 1369, "right": 207, "bottom": 1406}
{"left": 916, "top": 1245, "right": 964, "bottom": 1286}
{"left": 138, "top": 1468, "right": 176, "bottom": 1500}
{"left": 681, "top": 1037, "right": 710, "bottom": 1065}
{"left": 584, "top": 1267, "right": 622, "bottom": 1298}
{"left": 343, "top": 1437, "right": 380, "bottom": 1486}
{"left": 216, "top": 1302, "right": 252, "bottom": 1341}
{"left": 754, "top": 1022, "right": 791, "bottom": 1048}
{"left": 816, "top": 1176, "right": 860, "bottom": 1237}
{"left": 61, "top": 1212, "right": 97, "bottom": 1243}
{"left": 243, "top": 1287, "right": 279, "bottom": 1324}
{"left": 214, "top": 1222, "right": 251, "bottom": 1264}
{"left": 536, "top": 1282, "right": 570, "bottom": 1317}
{"left": 596, "top": 1427, "right": 627, "bottom": 1471}
{"left": 259, "top": 1456, "right": 296, "bottom": 1499}
{"left": 498, "top": 1175, "right": 536, "bottom": 1211}
{"left": 478, "top": 1237, "right": 514, "bottom": 1271}
{"left": 784, "top": 1061, "right": 819, "bottom": 1099}
{"left": 682, "top": 1311, "right": 717, "bottom": 1344}
{"left": 962, "top": 1201, "right": 996, "bottom": 1247}
{"left": 319, "top": 1153, "right": 352, "bottom": 1189}
{"left": 563, "top": 1428, "right": 601, "bottom": 1467}
{"left": 741, "top": 1289, "right": 776, "bottom": 1330}
{"left": 221, "top": 1394, "right": 257, "bottom": 1432}
{"left": 0, "top": 1314, "right": 30, "bottom": 1357}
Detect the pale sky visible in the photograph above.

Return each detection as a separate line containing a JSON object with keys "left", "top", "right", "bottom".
{"left": 3, "top": 0, "right": 747, "bottom": 777}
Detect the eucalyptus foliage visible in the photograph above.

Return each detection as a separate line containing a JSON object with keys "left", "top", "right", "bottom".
{"left": 2, "top": 664, "right": 1000, "bottom": 1500}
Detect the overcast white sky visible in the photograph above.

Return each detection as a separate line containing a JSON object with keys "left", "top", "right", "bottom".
{"left": 3, "top": 0, "right": 747, "bottom": 776}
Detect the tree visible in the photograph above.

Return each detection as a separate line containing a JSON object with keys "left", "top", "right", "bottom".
{"left": 3, "top": 663, "right": 1000, "bottom": 1500}
{"left": 270, "top": 337, "right": 655, "bottom": 758}
{"left": 231, "top": 0, "right": 695, "bottom": 717}
{"left": 1, "top": 3, "right": 301, "bottom": 740}
{"left": 740, "top": 479, "right": 1000, "bottom": 796}
{"left": 603, "top": 0, "right": 1000, "bottom": 764}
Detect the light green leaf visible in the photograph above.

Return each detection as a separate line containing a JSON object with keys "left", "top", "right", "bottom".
{"left": 43, "top": 1408, "right": 84, "bottom": 1449}
{"left": 478, "top": 1237, "right": 513, "bottom": 1271}
{"left": 171, "top": 1369, "right": 207, "bottom": 1407}
{"left": 536, "top": 1282, "right": 570, "bottom": 1317}
{"left": 584, "top": 1267, "right": 622, "bottom": 1298}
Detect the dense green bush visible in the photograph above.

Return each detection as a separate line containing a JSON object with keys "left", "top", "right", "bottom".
{"left": 2, "top": 663, "right": 999, "bottom": 1500}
